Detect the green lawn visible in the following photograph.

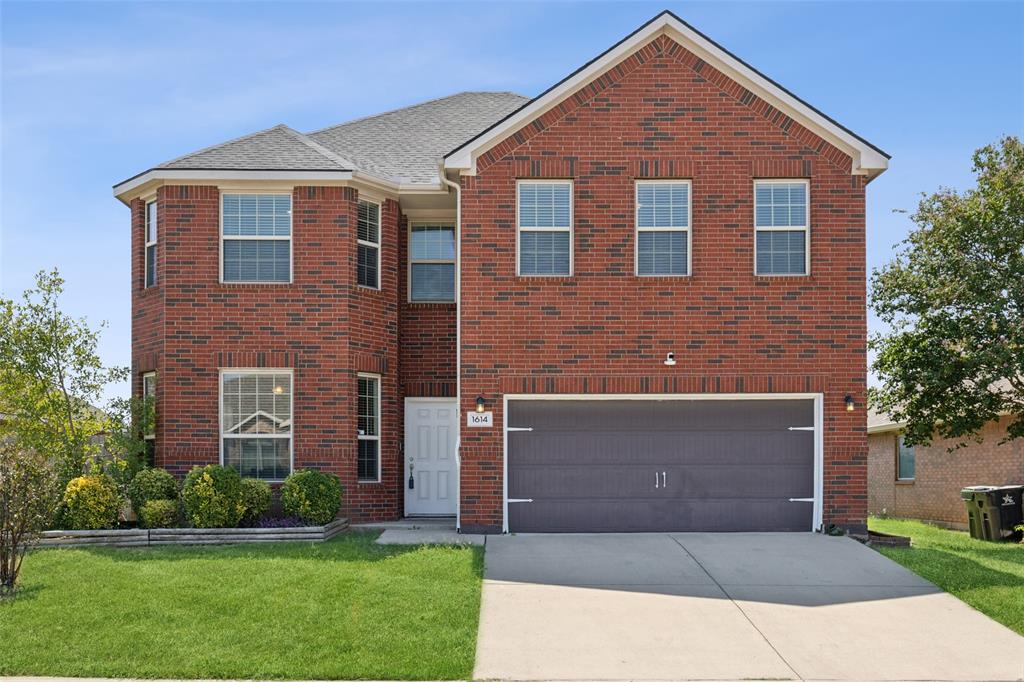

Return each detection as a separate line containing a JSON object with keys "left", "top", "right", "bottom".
{"left": 0, "top": 531, "right": 483, "bottom": 680}
{"left": 869, "top": 517, "right": 1024, "bottom": 635}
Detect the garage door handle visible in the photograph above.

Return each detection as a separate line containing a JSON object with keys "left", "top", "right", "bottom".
{"left": 655, "top": 472, "right": 659, "bottom": 489}
{"left": 662, "top": 471, "right": 667, "bottom": 488}
{"left": 788, "top": 498, "right": 814, "bottom": 502}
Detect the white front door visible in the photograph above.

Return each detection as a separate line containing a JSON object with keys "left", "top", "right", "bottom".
{"left": 404, "top": 398, "right": 458, "bottom": 516}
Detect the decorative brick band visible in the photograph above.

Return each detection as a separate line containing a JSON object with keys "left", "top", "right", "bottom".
{"left": 498, "top": 373, "right": 827, "bottom": 395}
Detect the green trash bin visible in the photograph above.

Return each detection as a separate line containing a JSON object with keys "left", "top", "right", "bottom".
{"left": 962, "top": 485, "right": 1024, "bottom": 541}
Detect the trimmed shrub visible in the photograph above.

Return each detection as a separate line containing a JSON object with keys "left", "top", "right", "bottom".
{"left": 240, "top": 478, "right": 272, "bottom": 526}
{"left": 180, "top": 465, "right": 244, "bottom": 528}
{"left": 139, "top": 499, "right": 178, "bottom": 529}
{"left": 127, "top": 468, "right": 178, "bottom": 516}
{"left": 62, "top": 474, "right": 121, "bottom": 530}
{"left": 280, "top": 470, "right": 342, "bottom": 526}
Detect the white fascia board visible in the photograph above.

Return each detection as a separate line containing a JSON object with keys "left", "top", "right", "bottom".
{"left": 113, "top": 168, "right": 444, "bottom": 205}
{"left": 867, "top": 421, "right": 907, "bottom": 435}
{"left": 445, "top": 13, "right": 888, "bottom": 179}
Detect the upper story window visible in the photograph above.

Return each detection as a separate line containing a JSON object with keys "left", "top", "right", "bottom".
{"left": 754, "top": 180, "right": 809, "bottom": 276}
{"left": 897, "top": 435, "right": 916, "bottom": 481}
{"left": 636, "top": 181, "right": 691, "bottom": 276}
{"left": 410, "top": 224, "right": 455, "bottom": 302}
{"left": 517, "top": 180, "right": 572, "bottom": 276}
{"left": 221, "top": 194, "right": 292, "bottom": 283}
{"left": 357, "top": 200, "right": 381, "bottom": 289}
{"left": 144, "top": 200, "right": 157, "bottom": 288}
{"left": 221, "top": 369, "right": 292, "bottom": 481}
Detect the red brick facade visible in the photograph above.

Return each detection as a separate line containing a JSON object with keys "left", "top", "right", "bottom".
{"left": 458, "top": 34, "right": 868, "bottom": 532}
{"left": 868, "top": 418, "right": 1024, "bottom": 528}
{"left": 130, "top": 31, "right": 875, "bottom": 530}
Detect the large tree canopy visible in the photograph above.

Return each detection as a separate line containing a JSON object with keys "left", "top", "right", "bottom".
{"left": 870, "top": 136, "right": 1023, "bottom": 446}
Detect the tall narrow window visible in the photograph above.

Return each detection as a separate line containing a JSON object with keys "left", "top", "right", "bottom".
{"left": 410, "top": 223, "right": 455, "bottom": 301}
{"left": 221, "top": 370, "right": 292, "bottom": 480}
{"left": 357, "top": 374, "right": 380, "bottom": 482}
{"left": 517, "top": 181, "right": 572, "bottom": 276}
{"left": 357, "top": 200, "right": 380, "bottom": 289}
{"left": 142, "top": 371, "right": 156, "bottom": 464}
{"left": 754, "top": 180, "right": 809, "bottom": 275}
{"left": 221, "top": 194, "right": 292, "bottom": 283}
{"left": 636, "top": 181, "right": 691, "bottom": 276}
{"left": 144, "top": 200, "right": 157, "bottom": 288}
{"left": 897, "top": 435, "right": 916, "bottom": 481}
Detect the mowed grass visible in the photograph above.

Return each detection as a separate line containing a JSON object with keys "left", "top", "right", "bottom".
{"left": 0, "top": 531, "right": 483, "bottom": 680}
{"left": 870, "top": 517, "right": 1024, "bottom": 635}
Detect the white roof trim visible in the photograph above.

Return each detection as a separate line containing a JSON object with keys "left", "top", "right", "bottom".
{"left": 444, "top": 11, "right": 888, "bottom": 179}
{"left": 867, "top": 420, "right": 907, "bottom": 435}
{"left": 113, "top": 169, "right": 444, "bottom": 204}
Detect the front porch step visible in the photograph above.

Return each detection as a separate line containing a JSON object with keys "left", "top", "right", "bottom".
{"left": 351, "top": 516, "right": 456, "bottom": 532}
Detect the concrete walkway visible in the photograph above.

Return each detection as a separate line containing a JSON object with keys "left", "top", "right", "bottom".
{"left": 476, "top": 532, "right": 1024, "bottom": 681}
{"left": 350, "top": 517, "right": 486, "bottom": 546}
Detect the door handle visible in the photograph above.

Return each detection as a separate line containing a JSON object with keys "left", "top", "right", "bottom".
{"left": 662, "top": 471, "right": 667, "bottom": 488}
{"left": 655, "top": 471, "right": 659, "bottom": 489}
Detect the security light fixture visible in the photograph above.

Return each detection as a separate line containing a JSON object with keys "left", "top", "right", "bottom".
{"left": 476, "top": 396, "right": 486, "bottom": 413}
{"left": 844, "top": 394, "right": 855, "bottom": 412}
{"left": 664, "top": 352, "right": 676, "bottom": 367}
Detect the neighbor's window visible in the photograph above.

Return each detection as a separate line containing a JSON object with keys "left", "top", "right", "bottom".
{"left": 897, "top": 435, "right": 915, "bottom": 481}
{"left": 145, "top": 200, "right": 157, "bottom": 288}
{"left": 221, "top": 370, "right": 292, "bottom": 480}
{"left": 221, "top": 194, "right": 292, "bottom": 283}
{"left": 410, "top": 223, "right": 455, "bottom": 301}
{"left": 142, "top": 372, "right": 157, "bottom": 439}
{"left": 517, "top": 181, "right": 572, "bottom": 276}
{"left": 357, "top": 374, "right": 380, "bottom": 482}
{"left": 357, "top": 200, "right": 381, "bottom": 289}
{"left": 754, "top": 180, "right": 809, "bottom": 275}
{"left": 636, "top": 181, "right": 691, "bottom": 276}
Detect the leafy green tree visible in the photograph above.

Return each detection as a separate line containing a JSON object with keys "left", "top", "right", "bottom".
{"left": 0, "top": 269, "right": 128, "bottom": 482}
{"left": 870, "top": 136, "right": 1023, "bottom": 446}
{"left": 0, "top": 442, "right": 61, "bottom": 594}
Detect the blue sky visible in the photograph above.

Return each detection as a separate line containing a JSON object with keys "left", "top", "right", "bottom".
{"left": 2, "top": 1, "right": 1022, "bottom": 401}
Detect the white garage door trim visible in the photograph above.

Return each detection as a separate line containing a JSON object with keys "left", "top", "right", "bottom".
{"left": 502, "top": 392, "right": 824, "bottom": 533}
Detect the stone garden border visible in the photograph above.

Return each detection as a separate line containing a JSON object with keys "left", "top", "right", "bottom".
{"left": 37, "top": 518, "right": 349, "bottom": 549}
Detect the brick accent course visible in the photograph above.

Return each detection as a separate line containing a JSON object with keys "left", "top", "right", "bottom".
{"left": 868, "top": 418, "right": 1024, "bottom": 528}
{"left": 459, "top": 33, "right": 869, "bottom": 533}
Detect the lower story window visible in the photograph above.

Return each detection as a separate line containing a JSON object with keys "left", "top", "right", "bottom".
{"left": 357, "top": 374, "right": 380, "bottom": 482}
{"left": 221, "top": 370, "right": 292, "bottom": 480}
{"left": 897, "top": 434, "right": 915, "bottom": 481}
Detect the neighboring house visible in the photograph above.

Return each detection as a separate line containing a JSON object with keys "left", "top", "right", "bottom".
{"left": 868, "top": 409, "right": 1024, "bottom": 529}
{"left": 113, "top": 11, "right": 888, "bottom": 534}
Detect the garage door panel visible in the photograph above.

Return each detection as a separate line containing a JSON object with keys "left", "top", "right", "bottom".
{"left": 507, "top": 398, "right": 815, "bottom": 533}
{"left": 510, "top": 499, "right": 813, "bottom": 533}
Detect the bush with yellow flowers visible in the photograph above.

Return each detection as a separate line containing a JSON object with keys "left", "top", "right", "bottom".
{"left": 62, "top": 474, "right": 121, "bottom": 530}
{"left": 180, "top": 465, "right": 244, "bottom": 528}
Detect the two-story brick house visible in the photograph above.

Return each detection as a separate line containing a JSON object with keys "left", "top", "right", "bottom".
{"left": 114, "top": 11, "right": 887, "bottom": 534}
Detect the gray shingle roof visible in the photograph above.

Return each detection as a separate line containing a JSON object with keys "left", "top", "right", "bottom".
{"left": 155, "top": 92, "right": 529, "bottom": 185}
{"left": 160, "top": 124, "right": 352, "bottom": 171}
{"left": 308, "top": 92, "right": 529, "bottom": 184}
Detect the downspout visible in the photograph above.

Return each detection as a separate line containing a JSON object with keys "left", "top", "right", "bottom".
{"left": 439, "top": 163, "right": 462, "bottom": 532}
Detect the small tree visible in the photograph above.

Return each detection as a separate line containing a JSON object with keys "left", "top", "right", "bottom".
{"left": 0, "top": 441, "right": 60, "bottom": 595}
{"left": 870, "top": 136, "right": 1024, "bottom": 447}
{"left": 0, "top": 269, "right": 128, "bottom": 482}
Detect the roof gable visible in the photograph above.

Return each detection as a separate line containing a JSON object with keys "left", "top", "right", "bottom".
{"left": 444, "top": 10, "right": 888, "bottom": 180}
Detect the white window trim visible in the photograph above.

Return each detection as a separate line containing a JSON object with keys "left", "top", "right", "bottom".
{"left": 896, "top": 434, "right": 916, "bottom": 482}
{"left": 516, "top": 179, "right": 574, "bottom": 277}
{"left": 142, "top": 371, "right": 156, "bottom": 439}
{"left": 144, "top": 200, "right": 157, "bottom": 288}
{"left": 634, "top": 179, "right": 693, "bottom": 277}
{"left": 219, "top": 192, "right": 294, "bottom": 285}
{"left": 357, "top": 372, "right": 382, "bottom": 483}
{"left": 408, "top": 221, "right": 456, "bottom": 303}
{"left": 357, "top": 199, "right": 382, "bottom": 291}
{"left": 217, "top": 368, "right": 294, "bottom": 483}
{"left": 753, "top": 178, "right": 811, "bottom": 277}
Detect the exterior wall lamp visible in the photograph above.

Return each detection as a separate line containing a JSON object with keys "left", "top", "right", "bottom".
{"left": 844, "top": 394, "right": 855, "bottom": 412}
{"left": 476, "top": 396, "right": 486, "bottom": 413}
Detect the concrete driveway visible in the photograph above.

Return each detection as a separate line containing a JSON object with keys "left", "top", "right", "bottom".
{"left": 475, "top": 533, "right": 1024, "bottom": 681}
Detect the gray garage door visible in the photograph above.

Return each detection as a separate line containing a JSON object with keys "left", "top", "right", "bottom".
{"left": 507, "top": 399, "right": 815, "bottom": 533}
